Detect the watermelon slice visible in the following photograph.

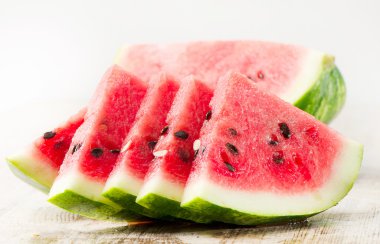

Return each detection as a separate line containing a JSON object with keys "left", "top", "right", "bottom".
{"left": 48, "top": 65, "right": 148, "bottom": 219}
{"left": 103, "top": 74, "right": 180, "bottom": 218}
{"left": 181, "top": 72, "right": 363, "bottom": 225}
{"left": 6, "top": 109, "right": 86, "bottom": 193}
{"left": 136, "top": 76, "right": 213, "bottom": 223}
{"left": 116, "top": 41, "right": 345, "bottom": 123}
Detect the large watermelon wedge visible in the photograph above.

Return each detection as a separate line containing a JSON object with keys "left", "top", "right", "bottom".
{"left": 116, "top": 41, "right": 345, "bottom": 123}
{"left": 48, "top": 65, "right": 147, "bottom": 219}
{"left": 136, "top": 76, "right": 214, "bottom": 223}
{"left": 103, "top": 74, "right": 180, "bottom": 218}
{"left": 181, "top": 72, "right": 363, "bottom": 225}
{"left": 6, "top": 109, "right": 86, "bottom": 193}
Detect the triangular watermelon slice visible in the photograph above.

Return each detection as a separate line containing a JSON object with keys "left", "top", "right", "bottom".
{"left": 136, "top": 76, "right": 214, "bottom": 223}
{"left": 6, "top": 109, "right": 86, "bottom": 193}
{"left": 48, "top": 65, "right": 147, "bottom": 219}
{"left": 103, "top": 74, "right": 180, "bottom": 218}
{"left": 181, "top": 72, "right": 363, "bottom": 225}
{"left": 116, "top": 41, "right": 346, "bottom": 123}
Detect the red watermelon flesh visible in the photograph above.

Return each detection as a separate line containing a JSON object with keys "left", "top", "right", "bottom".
{"left": 181, "top": 72, "right": 362, "bottom": 225}
{"left": 6, "top": 108, "right": 86, "bottom": 192}
{"left": 48, "top": 65, "right": 147, "bottom": 218}
{"left": 136, "top": 77, "right": 213, "bottom": 222}
{"left": 103, "top": 74, "right": 180, "bottom": 217}
{"left": 118, "top": 41, "right": 321, "bottom": 99}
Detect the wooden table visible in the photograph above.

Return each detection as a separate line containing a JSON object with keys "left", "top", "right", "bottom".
{"left": 0, "top": 104, "right": 379, "bottom": 243}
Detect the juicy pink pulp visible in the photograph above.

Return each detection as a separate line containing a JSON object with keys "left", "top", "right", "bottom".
{"left": 60, "top": 65, "right": 147, "bottom": 182}
{"left": 190, "top": 72, "right": 341, "bottom": 193}
{"left": 118, "top": 41, "right": 306, "bottom": 94}
{"left": 115, "top": 75, "right": 180, "bottom": 180}
{"left": 36, "top": 109, "right": 86, "bottom": 169}
{"left": 147, "top": 77, "right": 213, "bottom": 185}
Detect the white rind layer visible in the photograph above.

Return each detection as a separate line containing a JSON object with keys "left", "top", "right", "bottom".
{"left": 6, "top": 147, "right": 58, "bottom": 193}
{"left": 48, "top": 169, "right": 121, "bottom": 209}
{"left": 137, "top": 171, "right": 184, "bottom": 203}
{"left": 103, "top": 163, "right": 143, "bottom": 196}
{"left": 182, "top": 138, "right": 362, "bottom": 216}
{"left": 280, "top": 51, "right": 331, "bottom": 104}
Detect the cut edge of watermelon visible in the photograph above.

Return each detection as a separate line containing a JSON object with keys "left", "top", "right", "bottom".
{"left": 136, "top": 173, "right": 212, "bottom": 223}
{"left": 181, "top": 138, "right": 363, "bottom": 225}
{"left": 48, "top": 170, "right": 125, "bottom": 219}
{"left": 103, "top": 168, "right": 166, "bottom": 218}
{"left": 6, "top": 147, "right": 57, "bottom": 193}
{"left": 290, "top": 52, "right": 346, "bottom": 123}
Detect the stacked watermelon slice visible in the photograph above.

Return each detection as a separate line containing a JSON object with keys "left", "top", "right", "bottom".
{"left": 6, "top": 41, "right": 362, "bottom": 225}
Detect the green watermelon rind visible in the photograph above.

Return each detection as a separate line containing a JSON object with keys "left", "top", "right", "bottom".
{"left": 47, "top": 189, "right": 144, "bottom": 221}
{"left": 294, "top": 57, "right": 346, "bottom": 123}
{"left": 136, "top": 192, "right": 212, "bottom": 224}
{"left": 6, "top": 151, "right": 57, "bottom": 194}
{"left": 181, "top": 140, "right": 363, "bottom": 225}
{"left": 102, "top": 187, "right": 169, "bottom": 219}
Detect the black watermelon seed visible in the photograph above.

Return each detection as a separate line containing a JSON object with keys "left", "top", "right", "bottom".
{"left": 194, "top": 149, "right": 199, "bottom": 159}
{"left": 43, "top": 131, "right": 56, "bottom": 139}
{"left": 91, "top": 148, "right": 103, "bottom": 158}
{"left": 110, "top": 149, "right": 120, "bottom": 154}
{"left": 224, "top": 162, "right": 235, "bottom": 172}
{"left": 226, "top": 143, "right": 238, "bottom": 155}
{"left": 268, "top": 134, "right": 279, "bottom": 146}
{"left": 279, "top": 122, "right": 291, "bottom": 139}
{"left": 205, "top": 110, "right": 212, "bottom": 121}
{"left": 174, "top": 130, "right": 189, "bottom": 140}
{"left": 228, "top": 128, "right": 238, "bottom": 136}
{"left": 178, "top": 148, "right": 191, "bottom": 162}
{"left": 71, "top": 143, "right": 82, "bottom": 154}
{"left": 201, "top": 146, "right": 207, "bottom": 155}
{"left": 147, "top": 141, "right": 157, "bottom": 151}
{"left": 257, "top": 71, "right": 264, "bottom": 79}
{"left": 161, "top": 126, "right": 169, "bottom": 135}
{"left": 54, "top": 141, "right": 64, "bottom": 150}
{"left": 273, "top": 151, "right": 284, "bottom": 164}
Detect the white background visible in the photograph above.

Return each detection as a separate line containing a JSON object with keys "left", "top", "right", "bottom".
{"left": 0, "top": 0, "right": 379, "bottom": 176}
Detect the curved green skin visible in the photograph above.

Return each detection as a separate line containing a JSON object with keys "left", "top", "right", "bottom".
{"left": 103, "top": 187, "right": 171, "bottom": 219}
{"left": 294, "top": 60, "right": 346, "bottom": 123}
{"left": 48, "top": 190, "right": 144, "bottom": 221}
{"left": 137, "top": 193, "right": 212, "bottom": 224}
{"left": 182, "top": 197, "right": 312, "bottom": 226}
{"left": 181, "top": 145, "right": 363, "bottom": 226}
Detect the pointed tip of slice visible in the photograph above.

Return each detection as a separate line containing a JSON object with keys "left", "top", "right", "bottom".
{"left": 5, "top": 150, "right": 57, "bottom": 193}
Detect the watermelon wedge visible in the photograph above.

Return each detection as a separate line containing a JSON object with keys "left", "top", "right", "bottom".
{"left": 103, "top": 74, "right": 180, "bottom": 218}
{"left": 116, "top": 41, "right": 345, "bottom": 123}
{"left": 48, "top": 65, "right": 147, "bottom": 219}
{"left": 136, "top": 76, "right": 213, "bottom": 223}
{"left": 6, "top": 109, "right": 86, "bottom": 193}
{"left": 181, "top": 72, "right": 363, "bottom": 225}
